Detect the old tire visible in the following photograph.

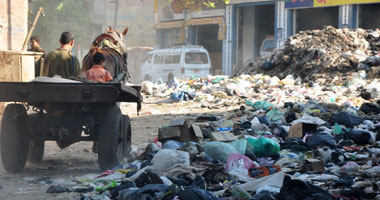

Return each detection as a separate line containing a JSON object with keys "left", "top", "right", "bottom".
{"left": 0, "top": 104, "right": 29, "bottom": 173}
{"left": 98, "top": 105, "right": 128, "bottom": 170}
{"left": 27, "top": 140, "right": 45, "bottom": 164}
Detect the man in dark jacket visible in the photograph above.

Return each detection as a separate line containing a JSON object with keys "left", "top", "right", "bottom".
{"left": 41, "top": 32, "right": 80, "bottom": 78}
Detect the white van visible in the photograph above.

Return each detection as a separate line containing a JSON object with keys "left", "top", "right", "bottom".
{"left": 141, "top": 45, "right": 211, "bottom": 82}
{"left": 260, "top": 37, "right": 275, "bottom": 58}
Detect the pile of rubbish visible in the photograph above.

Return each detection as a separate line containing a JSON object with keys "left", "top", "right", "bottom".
{"left": 236, "top": 26, "right": 380, "bottom": 82}
{"left": 41, "top": 74, "right": 380, "bottom": 200}
{"left": 141, "top": 72, "right": 380, "bottom": 112}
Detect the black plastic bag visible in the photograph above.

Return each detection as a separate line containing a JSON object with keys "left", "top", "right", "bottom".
{"left": 110, "top": 181, "right": 136, "bottom": 199}
{"left": 281, "top": 138, "right": 310, "bottom": 153}
{"left": 167, "top": 177, "right": 190, "bottom": 187}
{"left": 345, "top": 129, "right": 372, "bottom": 145}
{"left": 279, "top": 176, "right": 337, "bottom": 200}
{"left": 360, "top": 103, "right": 380, "bottom": 114}
{"left": 117, "top": 184, "right": 167, "bottom": 200}
{"left": 306, "top": 132, "right": 336, "bottom": 149}
{"left": 330, "top": 112, "right": 364, "bottom": 128}
{"left": 178, "top": 187, "right": 218, "bottom": 200}
{"left": 251, "top": 191, "right": 278, "bottom": 200}
{"left": 134, "top": 170, "right": 163, "bottom": 188}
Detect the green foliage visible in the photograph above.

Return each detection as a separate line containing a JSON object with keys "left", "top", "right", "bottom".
{"left": 29, "top": 0, "right": 91, "bottom": 52}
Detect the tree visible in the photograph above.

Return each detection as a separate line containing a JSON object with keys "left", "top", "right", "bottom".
{"left": 28, "top": 0, "right": 91, "bottom": 52}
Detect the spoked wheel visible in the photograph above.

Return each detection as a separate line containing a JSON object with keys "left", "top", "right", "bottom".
{"left": 98, "top": 105, "right": 130, "bottom": 170}
{"left": 27, "top": 140, "right": 45, "bottom": 164}
{"left": 0, "top": 104, "right": 29, "bottom": 173}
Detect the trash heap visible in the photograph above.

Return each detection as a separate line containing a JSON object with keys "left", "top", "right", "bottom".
{"left": 42, "top": 74, "right": 380, "bottom": 200}
{"left": 236, "top": 26, "right": 380, "bottom": 82}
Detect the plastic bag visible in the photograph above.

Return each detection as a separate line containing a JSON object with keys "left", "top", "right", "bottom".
{"left": 202, "top": 141, "right": 239, "bottom": 162}
{"left": 251, "top": 190, "right": 277, "bottom": 200}
{"left": 141, "top": 81, "right": 154, "bottom": 95}
{"left": 266, "top": 108, "right": 285, "bottom": 123}
{"left": 170, "top": 91, "right": 195, "bottom": 102}
{"left": 229, "top": 139, "right": 247, "bottom": 155}
{"left": 225, "top": 154, "right": 256, "bottom": 182}
{"left": 345, "top": 129, "right": 376, "bottom": 145}
{"left": 252, "top": 101, "right": 274, "bottom": 110}
{"left": 178, "top": 187, "right": 218, "bottom": 200}
{"left": 279, "top": 176, "right": 336, "bottom": 200}
{"left": 151, "top": 149, "right": 190, "bottom": 175}
{"left": 225, "top": 153, "right": 256, "bottom": 172}
{"left": 360, "top": 103, "right": 380, "bottom": 114}
{"left": 117, "top": 184, "right": 167, "bottom": 200}
{"left": 163, "top": 140, "right": 183, "bottom": 150}
{"left": 247, "top": 137, "right": 280, "bottom": 157}
{"left": 291, "top": 114, "right": 325, "bottom": 126}
{"left": 305, "top": 132, "right": 336, "bottom": 149}
{"left": 330, "top": 112, "right": 364, "bottom": 128}
{"left": 134, "top": 170, "right": 163, "bottom": 187}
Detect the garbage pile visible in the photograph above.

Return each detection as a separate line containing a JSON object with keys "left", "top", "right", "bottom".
{"left": 236, "top": 26, "right": 380, "bottom": 82}
{"left": 41, "top": 74, "right": 380, "bottom": 200}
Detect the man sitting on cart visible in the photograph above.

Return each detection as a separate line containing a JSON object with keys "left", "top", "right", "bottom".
{"left": 40, "top": 32, "right": 80, "bottom": 78}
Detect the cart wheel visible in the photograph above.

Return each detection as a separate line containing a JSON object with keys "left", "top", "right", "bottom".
{"left": 0, "top": 104, "right": 29, "bottom": 173}
{"left": 27, "top": 140, "right": 45, "bottom": 163}
{"left": 98, "top": 105, "right": 126, "bottom": 170}
{"left": 123, "top": 115, "right": 132, "bottom": 155}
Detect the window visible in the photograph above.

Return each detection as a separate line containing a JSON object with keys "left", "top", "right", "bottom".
{"left": 144, "top": 54, "right": 153, "bottom": 63}
{"left": 164, "top": 55, "right": 172, "bottom": 64}
{"left": 261, "top": 39, "right": 275, "bottom": 52}
{"left": 164, "top": 54, "right": 181, "bottom": 64}
{"left": 172, "top": 54, "right": 181, "bottom": 63}
{"left": 185, "top": 52, "right": 208, "bottom": 64}
{"left": 154, "top": 54, "right": 164, "bottom": 64}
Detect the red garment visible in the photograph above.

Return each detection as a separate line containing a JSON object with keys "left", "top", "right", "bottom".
{"left": 86, "top": 65, "right": 113, "bottom": 82}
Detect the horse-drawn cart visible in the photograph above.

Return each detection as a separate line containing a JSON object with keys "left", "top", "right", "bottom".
{"left": 0, "top": 78, "right": 142, "bottom": 172}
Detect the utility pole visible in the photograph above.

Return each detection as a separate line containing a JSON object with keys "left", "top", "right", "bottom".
{"left": 184, "top": 8, "right": 188, "bottom": 45}
{"left": 103, "top": 0, "right": 107, "bottom": 32}
{"left": 113, "top": 0, "right": 119, "bottom": 29}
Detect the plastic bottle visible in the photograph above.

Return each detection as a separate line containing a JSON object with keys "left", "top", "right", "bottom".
{"left": 217, "top": 127, "right": 233, "bottom": 132}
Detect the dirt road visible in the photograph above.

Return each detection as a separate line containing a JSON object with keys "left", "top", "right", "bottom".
{"left": 0, "top": 100, "right": 236, "bottom": 200}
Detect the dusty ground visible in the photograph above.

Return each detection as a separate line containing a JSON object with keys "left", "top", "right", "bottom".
{"left": 0, "top": 99, "right": 237, "bottom": 200}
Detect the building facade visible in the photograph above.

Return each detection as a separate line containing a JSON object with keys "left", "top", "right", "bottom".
{"left": 223, "top": 0, "right": 380, "bottom": 75}
{"left": 154, "top": 0, "right": 226, "bottom": 74}
{"left": 0, "top": 0, "right": 28, "bottom": 50}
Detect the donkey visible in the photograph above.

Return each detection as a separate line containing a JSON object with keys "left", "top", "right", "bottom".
{"left": 82, "top": 27, "right": 129, "bottom": 82}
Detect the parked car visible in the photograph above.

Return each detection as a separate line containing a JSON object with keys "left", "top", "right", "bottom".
{"left": 260, "top": 37, "right": 275, "bottom": 58}
{"left": 141, "top": 45, "right": 211, "bottom": 82}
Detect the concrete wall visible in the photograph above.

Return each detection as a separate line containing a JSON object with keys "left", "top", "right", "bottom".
{"left": 0, "top": 0, "right": 28, "bottom": 51}
{"left": 104, "top": 0, "right": 155, "bottom": 47}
